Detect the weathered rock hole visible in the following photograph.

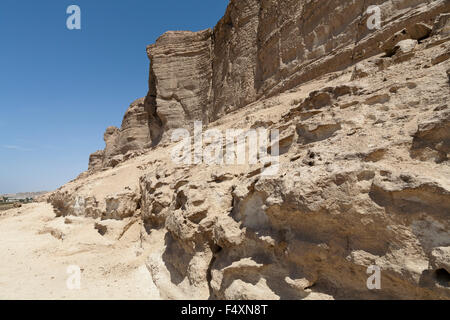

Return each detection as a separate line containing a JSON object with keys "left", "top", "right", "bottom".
{"left": 152, "top": 202, "right": 164, "bottom": 214}
{"left": 435, "top": 268, "right": 450, "bottom": 286}
{"left": 143, "top": 219, "right": 156, "bottom": 234}
{"left": 188, "top": 210, "right": 208, "bottom": 224}
{"left": 175, "top": 191, "right": 187, "bottom": 210}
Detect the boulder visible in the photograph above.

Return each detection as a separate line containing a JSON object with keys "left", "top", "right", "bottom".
{"left": 407, "top": 23, "right": 432, "bottom": 40}
{"left": 381, "top": 29, "right": 410, "bottom": 56}
{"left": 107, "top": 155, "right": 124, "bottom": 168}
{"left": 394, "top": 39, "right": 418, "bottom": 56}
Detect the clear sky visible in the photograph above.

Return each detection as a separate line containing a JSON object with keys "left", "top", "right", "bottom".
{"left": 0, "top": 0, "right": 229, "bottom": 194}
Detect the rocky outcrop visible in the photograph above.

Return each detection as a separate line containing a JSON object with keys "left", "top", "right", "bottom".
{"left": 116, "top": 98, "right": 151, "bottom": 154}
{"left": 48, "top": 189, "right": 140, "bottom": 220}
{"left": 146, "top": 30, "right": 213, "bottom": 129}
{"left": 88, "top": 150, "right": 104, "bottom": 172}
{"left": 52, "top": 0, "right": 450, "bottom": 300}
{"left": 135, "top": 33, "right": 450, "bottom": 298}
{"left": 88, "top": 98, "right": 151, "bottom": 171}
{"left": 411, "top": 108, "right": 450, "bottom": 163}
{"left": 88, "top": 0, "right": 450, "bottom": 166}
{"left": 143, "top": 0, "right": 450, "bottom": 136}
{"left": 432, "top": 13, "right": 450, "bottom": 37}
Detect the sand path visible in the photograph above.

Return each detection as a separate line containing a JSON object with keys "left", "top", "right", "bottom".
{"left": 0, "top": 203, "right": 161, "bottom": 299}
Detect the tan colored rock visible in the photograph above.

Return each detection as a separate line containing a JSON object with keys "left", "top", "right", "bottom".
{"left": 432, "top": 13, "right": 450, "bottom": 37}
{"left": 431, "top": 247, "right": 450, "bottom": 272}
{"left": 83, "top": 0, "right": 450, "bottom": 174}
{"left": 407, "top": 23, "right": 432, "bottom": 40}
{"left": 431, "top": 48, "right": 450, "bottom": 65}
{"left": 351, "top": 62, "right": 373, "bottom": 80}
{"left": 88, "top": 150, "right": 104, "bottom": 171}
{"left": 103, "top": 126, "right": 120, "bottom": 160}
{"left": 106, "top": 154, "right": 124, "bottom": 168}
{"left": 88, "top": 99, "right": 151, "bottom": 171}
{"left": 394, "top": 39, "right": 418, "bottom": 55}
{"left": 145, "top": 30, "right": 213, "bottom": 135}
{"left": 104, "top": 191, "right": 140, "bottom": 220}
{"left": 116, "top": 98, "right": 151, "bottom": 154}
{"left": 381, "top": 29, "right": 410, "bottom": 56}
{"left": 39, "top": 0, "right": 450, "bottom": 301}
{"left": 411, "top": 108, "right": 450, "bottom": 163}
{"left": 137, "top": 0, "right": 450, "bottom": 141}
{"left": 364, "top": 93, "right": 391, "bottom": 105}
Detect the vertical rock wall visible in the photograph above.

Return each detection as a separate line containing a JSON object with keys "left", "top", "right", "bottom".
{"left": 89, "top": 0, "right": 450, "bottom": 168}
{"left": 144, "top": 0, "right": 450, "bottom": 140}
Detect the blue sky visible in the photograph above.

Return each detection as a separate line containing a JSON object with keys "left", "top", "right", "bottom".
{"left": 0, "top": 0, "right": 228, "bottom": 194}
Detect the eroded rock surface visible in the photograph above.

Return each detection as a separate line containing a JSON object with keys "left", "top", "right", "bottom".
{"left": 90, "top": 0, "right": 450, "bottom": 155}
{"left": 44, "top": 0, "right": 450, "bottom": 300}
{"left": 88, "top": 98, "right": 151, "bottom": 171}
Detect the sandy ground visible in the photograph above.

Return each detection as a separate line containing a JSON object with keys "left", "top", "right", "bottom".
{"left": 0, "top": 202, "right": 161, "bottom": 300}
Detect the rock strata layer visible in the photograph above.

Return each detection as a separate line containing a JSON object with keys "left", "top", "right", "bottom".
{"left": 89, "top": 98, "right": 150, "bottom": 171}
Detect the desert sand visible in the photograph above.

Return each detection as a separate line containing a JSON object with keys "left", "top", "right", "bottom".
{"left": 0, "top": 203, "right": 161, "bottom": 299}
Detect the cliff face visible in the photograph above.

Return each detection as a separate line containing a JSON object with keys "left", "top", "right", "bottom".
{"left": 144, "top": 0, "right": 449, "bottom": 134}
{"left": 89, "top": 98, "right": 150, "bottom": 171}
{"left": 61, "top": 0, "right": 450, "bottom": 300}
{"left": 90, "top": 0, "right": 449, "bottom": 169}
{"left": 146, "top": 30, "right": 214, "bottom": 131}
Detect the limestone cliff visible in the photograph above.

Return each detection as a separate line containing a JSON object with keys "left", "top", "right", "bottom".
{"left": 89, "top": 98, "right": 150, "bottom": 171}
{"left": 55, "top": 0, "right": 450, "bottom": 300}
{"left": 143, "top": 0, "right": 450, "bottom": 138}
{"left": 90, "top": 0, "right": 449, "bottom": 169}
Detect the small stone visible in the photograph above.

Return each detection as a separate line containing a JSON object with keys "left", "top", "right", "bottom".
{"left": 394, "top": 39, "right": 418, "bottom": 56}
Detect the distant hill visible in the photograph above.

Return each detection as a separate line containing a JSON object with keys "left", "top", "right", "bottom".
{"left": 1, "top": 191, "right": 48, "bottom": 200}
